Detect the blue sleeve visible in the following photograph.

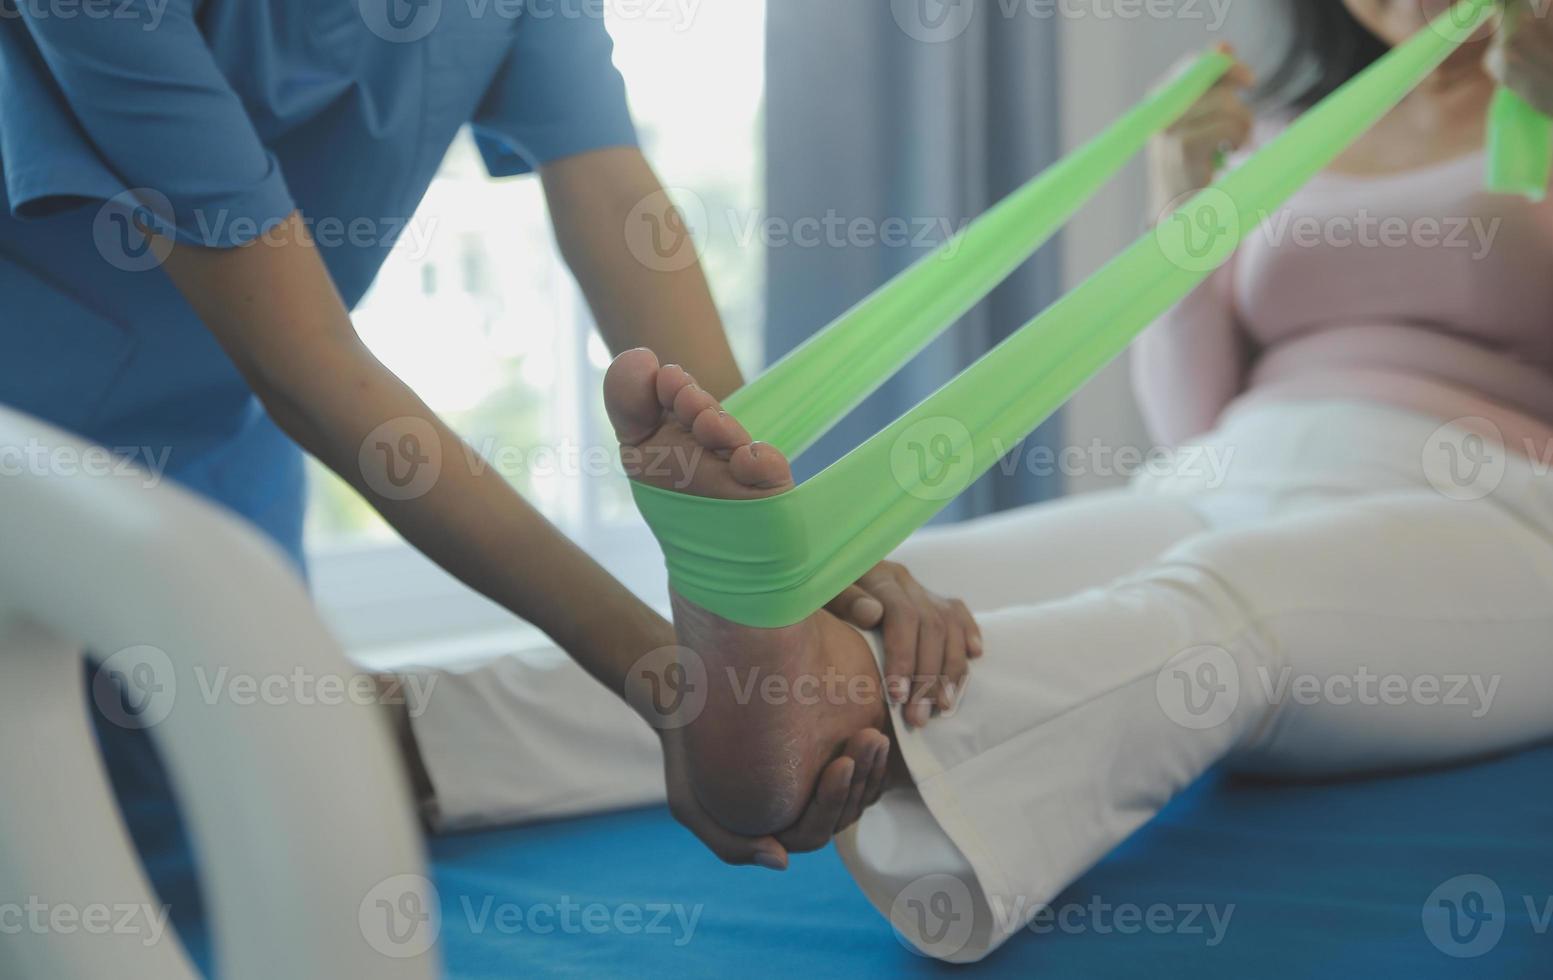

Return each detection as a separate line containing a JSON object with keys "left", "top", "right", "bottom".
{"left": 0, "top": 0, "right": 294, "bottom": 247}
{"left": 471, "top": 7, "right": 639, "bottom": 177}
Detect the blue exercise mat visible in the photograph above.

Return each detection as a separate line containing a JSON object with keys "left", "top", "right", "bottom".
{"left": 120, "top": 736, "right": 1552, "bottom": 977}
{"left": 425, "top": 749, "right": 1553, "bottom": 979}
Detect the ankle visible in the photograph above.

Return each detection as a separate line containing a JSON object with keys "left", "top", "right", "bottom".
{"left": 815, "top": 612, "right": 890, "bottom": 731}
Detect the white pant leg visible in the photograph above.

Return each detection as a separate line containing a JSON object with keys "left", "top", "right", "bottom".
{"left": 841, "top": 487, "right": 1553, "bottom": 963}
{"left": 892, "top": 489, "right": 1209, "bottom": 610}
{"left": 835, "top": 488, "right": 1217, "bottom": 962}
{"left": 1213, "top": 491, "right": 1553, "bottom": 775}
{"left": 401, "top": 650, "right": 664, "bottom": 833}
{"left": 402, "top": 490, "right": 1204, "bottom": 834}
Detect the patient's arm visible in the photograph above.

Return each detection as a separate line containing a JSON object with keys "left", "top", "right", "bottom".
{"left": 1131, "top": 260, "right": 1250, "bottom": 446}
{"left": 1134, "top": 48, "right": 1255, "bottom": 446}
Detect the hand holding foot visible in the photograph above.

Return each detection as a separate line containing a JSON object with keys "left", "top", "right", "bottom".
{"left": 607, "top": 348, "right": 968, "bottom": 843}
{"left": 827, "top": 561, "right": 983, "bottom": 728}
{"left": 660, "top": 726, "right": 890, "bottom": 870}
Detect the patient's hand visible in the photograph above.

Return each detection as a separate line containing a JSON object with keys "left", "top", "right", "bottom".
{"left": 1489, "top": 0, "right": 1553, "bottom": 116}
{"left": 660, "top": 725, "right": 890, "bottom": 870}
{"left": 827, "top": 561, "right": 983, "bottom": 729}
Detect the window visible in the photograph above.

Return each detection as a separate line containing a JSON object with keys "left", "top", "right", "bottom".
{"left": 306, "top": 4, "right": 767, "bottom": 655}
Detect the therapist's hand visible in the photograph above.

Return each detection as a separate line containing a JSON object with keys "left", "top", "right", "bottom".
{"left": 828, "top": 562, "right": 983, "bottom": 729}
{"left": 660, "top": 726, "right": 890, "bottom": 869}
{"left": 1487, "top": 0, "right": 1553, "bottom": 116}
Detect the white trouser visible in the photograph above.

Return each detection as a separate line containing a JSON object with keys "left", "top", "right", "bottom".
{"left": 403, "top": 399, "right": 1553, "bottom": 961}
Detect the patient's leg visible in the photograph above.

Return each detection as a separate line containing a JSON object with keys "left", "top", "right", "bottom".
{"left": 605, "top": 349, "right": 893, "bottom": 836}
{"left": 838, "top": 489, "right": 1553, "bottom": 961}
{"left": 601, "top": 346, "right": 1216, "bottom": 838}
{"left": 889, "top": 485, "right": 1208, "bottom": 612}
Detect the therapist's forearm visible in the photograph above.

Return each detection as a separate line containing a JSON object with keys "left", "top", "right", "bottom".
{"left": 274, "top": 348, "right": 672, "bottom": 695}
{"left": 542, "top": 147, "right": 744, "bottom": 399}
{"left": 158, "top": 217, "right": 676, "bottom": 712}
{"left": 277, "top": 351, "right": 675, "bottom": 699}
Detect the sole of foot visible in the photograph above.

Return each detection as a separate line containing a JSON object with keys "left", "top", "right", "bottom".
{"left": 606, "top": 348, "right": 890, "bottom": 836}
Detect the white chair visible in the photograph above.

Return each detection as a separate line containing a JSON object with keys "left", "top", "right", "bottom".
{"left": 0, "top": 405, "right": 438, "bottom": 979}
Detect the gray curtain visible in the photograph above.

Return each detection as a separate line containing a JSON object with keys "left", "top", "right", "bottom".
{"left": 764, "top": 0, "right": 1064, "bottom": 521}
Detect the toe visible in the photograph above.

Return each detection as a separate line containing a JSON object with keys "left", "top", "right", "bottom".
{"left": 730, "top": 441, "right": 795, "bottom": 491}
{"left": 604, "top": 348, "right": 663, "bottom": 447}
{"left": 656, "top": 363, "right": 695, "bottom": 412}
{"left": 691, "top": 408, "right": 752, "bottom": 456}
{"left": 673, "top": 381, "right": 719, "bottom": 429}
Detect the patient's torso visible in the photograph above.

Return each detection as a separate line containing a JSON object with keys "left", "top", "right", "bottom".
{"left": 1231, "top": 150, "right": 1553, "bottom": 446}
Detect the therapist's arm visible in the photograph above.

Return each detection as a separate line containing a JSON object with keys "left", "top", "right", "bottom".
{"left": 159, "top": 215, "right": 672, "bottom": 692}
{"left": 541, "top": 147, "right": 744, "bottom": 399}
{"left": 157, "top": 215, "right": 873, "bottom": 866}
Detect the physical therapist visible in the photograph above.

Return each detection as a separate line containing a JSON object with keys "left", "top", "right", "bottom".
{"left": 0, "top": 0, "right": 975, "bottom": 867}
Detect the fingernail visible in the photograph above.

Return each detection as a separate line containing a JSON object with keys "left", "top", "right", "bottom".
{"left": 887, "top": 677, "right": 908, "bottom": 704}
{"left": 853, "top": 597, "right": 884, "bottom": 623}
{"left": 754, "top": 851, "right": 787, "bottom": 872}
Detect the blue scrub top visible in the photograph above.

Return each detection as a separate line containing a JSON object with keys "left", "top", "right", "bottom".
{"left": 0, "top": 0, "right": 638, "bottom": 569}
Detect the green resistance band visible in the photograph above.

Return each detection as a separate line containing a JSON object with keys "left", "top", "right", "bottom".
{"left": 1487, "top": 88, "right": 1552, "bottom": 200}
{"left": 721, "top": 50, "right": 1236, "bottom": 458}
{"left": 633, "top": 0, "right": 1501, "bottom": 628}
{"left": 1487, "top": 0, "right": 1553, "bottom": 200}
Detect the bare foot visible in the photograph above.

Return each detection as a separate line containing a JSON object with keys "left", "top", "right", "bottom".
{"left": 606, "top": 349, "right": 893, "bottom": 836}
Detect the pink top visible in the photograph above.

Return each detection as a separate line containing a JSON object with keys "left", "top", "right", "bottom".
{"left": 1134, "top": 128, "right": 1553, "bottom": 455}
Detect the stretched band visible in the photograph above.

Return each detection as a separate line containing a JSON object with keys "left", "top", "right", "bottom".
{"left": 1487, "top": 87, "right": 1552, "bottom": 201}
{"left": 724, "top": 50, "right": 1237, "bottom": 459}
{"left": 635, "top": 0, "right": 1502, "bottom": 628}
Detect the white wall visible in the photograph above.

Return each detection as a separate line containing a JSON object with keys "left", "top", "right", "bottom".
{"left": 1057, "top": 1, "right": 1276, "bottom": 493}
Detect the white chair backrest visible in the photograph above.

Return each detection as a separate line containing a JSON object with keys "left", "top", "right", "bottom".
{"left": 0, "top": 405, "right": 439, "bottom": 980}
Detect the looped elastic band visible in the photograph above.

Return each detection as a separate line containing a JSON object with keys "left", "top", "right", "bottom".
{"left": 634, "top": 0, "right": 1523, "bottom": 628}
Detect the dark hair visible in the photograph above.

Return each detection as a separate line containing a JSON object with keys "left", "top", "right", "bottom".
{"left": 1263, "top": 1, "right": 1392, "bottom": 109}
